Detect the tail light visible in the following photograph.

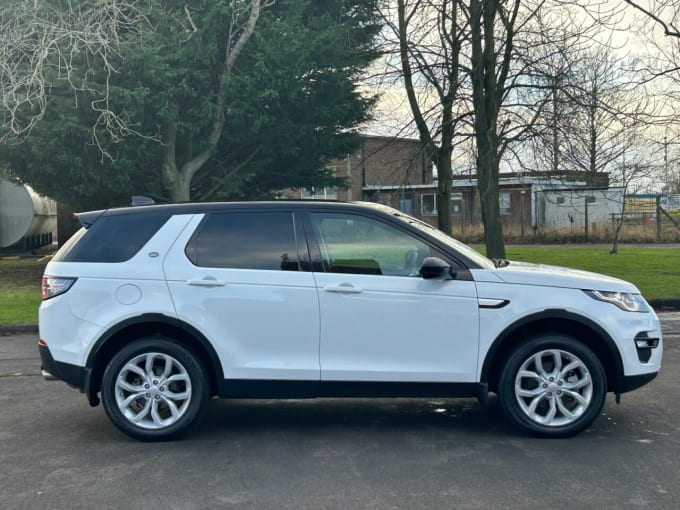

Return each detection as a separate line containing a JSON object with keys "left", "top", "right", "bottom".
{"left": 41, "top": 276, "right": 77, "bottom": 300}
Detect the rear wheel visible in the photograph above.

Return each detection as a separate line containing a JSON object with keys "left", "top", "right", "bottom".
{"left": 101, "top": 337, "right": 207, "bottom": 441}
{"left": 499, "top": 334, "right": 606, "bottom": 437}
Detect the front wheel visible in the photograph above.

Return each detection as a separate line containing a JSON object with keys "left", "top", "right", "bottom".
{"left": 101, "top": 337, "right": 207, "bottom": 441}
{"left": 498, "top": 334, "right": 607, "bottom": 437}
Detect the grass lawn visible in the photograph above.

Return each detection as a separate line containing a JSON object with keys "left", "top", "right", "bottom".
{"left": 482, "top": 246, "right": 680, "bottom": 301}
{"left": 0, "top": 258, "right": 45, "bottom": 326}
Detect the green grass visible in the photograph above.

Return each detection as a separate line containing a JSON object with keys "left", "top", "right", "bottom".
{"left": 0, "top": 258, "right": 45, "bottom": 326}
{"left": 481, "top": 246, "right": 680, "bottom": 301}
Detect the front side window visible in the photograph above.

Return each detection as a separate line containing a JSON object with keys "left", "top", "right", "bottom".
{"left": 310, "top": 213, "right": 431, "bottom": 277}
{"left": 186, "top": 212, "right": 299, "bottom": 270}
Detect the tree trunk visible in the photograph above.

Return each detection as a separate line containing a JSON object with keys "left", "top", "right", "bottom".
{"left": 469, "top": 0, "right": 507, "bottom": 259}
{"left": 436, "top": 150, "right": 453, "bottom": 235}
{"left": 161, "top": 0, "right": 263, "bottom": 202}
{"left": 476, "top": 137, "right": 505, "bottom": 258}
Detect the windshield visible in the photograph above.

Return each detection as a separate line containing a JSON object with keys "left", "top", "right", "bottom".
{"left": 357, "top": 202, "right": 496, "bottom": 269}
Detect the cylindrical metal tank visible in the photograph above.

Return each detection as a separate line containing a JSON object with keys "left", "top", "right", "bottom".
{"left": 0, "top": 178, "right": 57, "bottom": 249}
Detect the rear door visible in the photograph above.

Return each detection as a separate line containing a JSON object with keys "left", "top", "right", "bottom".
{"left": 163, "top": 210, "right": 320, "bottom": 382}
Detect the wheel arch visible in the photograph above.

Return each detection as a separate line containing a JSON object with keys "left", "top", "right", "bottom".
{"left": 481, "top": 309, "right": 624, "bottom": 394}
{"left": 84, "top": 314, "right": 223, "bottom": 406}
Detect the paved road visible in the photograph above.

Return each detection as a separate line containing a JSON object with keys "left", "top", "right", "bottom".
{"left": 1, "top": 316, "right": 679, "bottom": 509}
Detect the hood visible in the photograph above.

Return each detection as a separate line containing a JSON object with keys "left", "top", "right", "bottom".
{"left": 489, "top": 261, "right": 640, "bottom": 293}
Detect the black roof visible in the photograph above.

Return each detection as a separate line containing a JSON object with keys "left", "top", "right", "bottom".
{"left": 77, "top": 200, "right": 400, "bottom": 227}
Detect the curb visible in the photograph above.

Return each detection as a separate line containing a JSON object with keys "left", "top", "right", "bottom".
{"left": 0, "top": 325, "right": 38, "bottom": 336}
{"left": 649, "top": 299, "right": 680, "bottom": 311}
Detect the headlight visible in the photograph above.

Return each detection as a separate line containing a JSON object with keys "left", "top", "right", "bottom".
{"left": 584, "top": 290, "right": 650, "bottom": 313}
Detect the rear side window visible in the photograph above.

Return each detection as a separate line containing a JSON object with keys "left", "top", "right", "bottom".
{"left": 186, "top": 212, "right": 299, "bottom": 270}
{"left": 53, "top": 212, "right": 170, "bottom": 263}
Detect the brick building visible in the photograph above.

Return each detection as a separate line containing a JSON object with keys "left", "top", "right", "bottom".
{"left": 289, "top": 135, "right": 610, "bottom": 234}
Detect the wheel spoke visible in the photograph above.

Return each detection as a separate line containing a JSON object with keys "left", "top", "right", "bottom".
{"left": 526, "top": 394, "right": 544, "bottom": 416}
{"left": 166, "top": 373, "right": 189, "bottom": 384}
{"left": 533, "top": 353, "right": 547, "bottom": 377}
{"left": 551, "top": 351, "right": 563, "bottom": 376}
{"left": 124, "top": 363, "right": 146, "bottom": 379}
{"left": 165, "top": 389, "right": 190, "bottom": 401}
{"left": 160, "top": 355, "right": 173, "bottom": 380}
{"left": 556, "top": 398, "right": 577, "bottom": 420}
{"left": 151, "top": 399, "right": 164, "bottom": 425}
{"left": 120, "top": 392, "right": 146, "bottom": 408}
{"left": 562, "top": 389, "right": 589, "bottom": 406}
{"left": 144, "top": 354, "right": 155, "bottom": 377}
{"left": 559, "top": 360, "right": 581, "bottom": 379}
{"left": 518, "top": 370, "right": 542, "bottom": 382}
{"left": 130, "top": 398, "right": 152, "bottom": 423}
{"left": 563, "top": 373, "right": 591, "bottom": 390}
{"left": 516, "top": 387, "right": 544, "bottom": 398}
{"left": 162, "top": 397, "right": 180, "bottom": 418}
{"left": 117, "top": 379, "right": 145, "bottom": 393}
{"left": 541, "top": 398, "right": 557, "bottom": 424}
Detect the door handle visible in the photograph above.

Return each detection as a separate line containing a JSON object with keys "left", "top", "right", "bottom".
{"left": 187, "top": 276, "right": 226, "bottom": 287}
{"left": 323, "top": 283, "right": 363, "bottom": 294}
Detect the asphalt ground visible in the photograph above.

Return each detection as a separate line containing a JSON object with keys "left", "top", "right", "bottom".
{"left": 1, "top": 315, "right": 679, "bottom": 509}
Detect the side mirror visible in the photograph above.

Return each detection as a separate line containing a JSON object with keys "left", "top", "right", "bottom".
{"left": 420, "top": 257, "right": 454, "bottom": 280}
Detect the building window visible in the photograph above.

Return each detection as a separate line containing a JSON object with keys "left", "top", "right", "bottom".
{"left": 422, "top": 194, "right": 437, "bottom": 216}
{"left": 450, "top": 193, "right": 462, "bottom": 214}
{"left": 421, "top": 193, "right": 463, "bottom": 216}
{"left": 499, "top": 191, "right": 511, "bottom": 215}
{"left": 399, "top": 194, "right": 413, "bottom": 215}
{"left": 302, "top": 187, "right": 337, "bottom": 200}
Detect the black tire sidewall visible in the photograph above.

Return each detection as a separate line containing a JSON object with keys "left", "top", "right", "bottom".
{"left": 499, "top": 334, "right": 607, "bottom": 438}
{"left": 101, "top": 337, "right": 207, "bottom": 441}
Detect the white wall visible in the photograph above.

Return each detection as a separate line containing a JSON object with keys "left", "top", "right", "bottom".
{"left": 539, "top": 188, "right": 624, "bottom": 230}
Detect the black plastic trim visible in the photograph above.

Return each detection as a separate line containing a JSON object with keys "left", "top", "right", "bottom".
{"left": 217, "top": 380, "right": 481, "bottom": 399}
{"left": 618, "top": 372, "right": 658, "bottom": 393}
{"left": 39, "top": 344, "right": 86, "bottom": 390}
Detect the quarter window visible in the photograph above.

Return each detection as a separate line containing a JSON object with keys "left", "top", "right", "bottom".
{"left": 310, "top": 213, "right": 431, "bottom": 277}
{"left": 186, "top": 212, "right": 299, "bottom": 270}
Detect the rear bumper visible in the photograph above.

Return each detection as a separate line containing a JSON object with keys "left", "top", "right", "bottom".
{"left": 39, "top": 343, "right": 86, "bottom": 391}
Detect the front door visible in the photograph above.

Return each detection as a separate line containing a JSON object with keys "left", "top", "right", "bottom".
{"left": 308, "top": 212, "right": 479, "bottom": 383}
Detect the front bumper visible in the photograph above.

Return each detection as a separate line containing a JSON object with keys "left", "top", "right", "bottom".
{"left": 617, "top": 372, "right": 659, "bottom": 394}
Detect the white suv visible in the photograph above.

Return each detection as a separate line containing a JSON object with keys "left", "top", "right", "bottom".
{"left": 39, "top": 201, "right": 662, "bottom": 440}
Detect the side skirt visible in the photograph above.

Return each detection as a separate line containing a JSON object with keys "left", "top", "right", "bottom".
{"left": 217, "top": 380, "right": 481, "bottom": 400}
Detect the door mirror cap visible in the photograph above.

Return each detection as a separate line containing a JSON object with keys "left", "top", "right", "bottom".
{"left": 420, "top": 257, "right": 454, "bottom": 280}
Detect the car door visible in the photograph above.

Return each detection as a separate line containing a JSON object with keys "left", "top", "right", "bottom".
{"left": 163, "top": 210, "right": 320, "bottom": 382}
{"left": 308, "top": 211, "right": 479, "bottom": 383}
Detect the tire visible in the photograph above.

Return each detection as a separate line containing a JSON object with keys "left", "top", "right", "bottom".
{"left": 498, "top": 334, "right": 607, "bottom": 438}
{"left": 101, "top": 337, "right": 208, "bottom": 441}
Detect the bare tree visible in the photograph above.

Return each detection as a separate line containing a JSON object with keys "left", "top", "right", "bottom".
{"left": 623, "top": 0, "right": 680, "bottom": 38}
{"left": 0, "top": 0, "right": 269, "bottom": 202}
{"left": 0, "top": 0, "right": 147, "bottom": 142}
{"left": 559, "top": 49, "right": 651, "bottom": 183}
{"left": 374, "top": 1, "right": 472, "bottom": 235}
{"left": 384, "top": 0, "right": 559, "bottom": 258}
